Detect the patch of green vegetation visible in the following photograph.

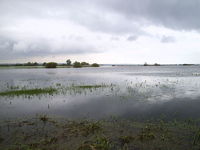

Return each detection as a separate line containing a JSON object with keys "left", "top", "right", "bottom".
{"left": 78, "top": 136, "right": 112, "bottom": 150}
{"left": 73, "top": 61, "right": 82, "bottom": 68}
{"left": 81, "top": 62, "right": 90, "bottom": 66}
{"left": 193, "top": 129, "right": 200, "bottom": 146}
{"left": 136, "top": 125, "right": 156, "bottom": 142}
{"left": 119, "top": 135, "right": 135, "bottom": 146}
{"left": 0, "top": 88, "right": 57, "bottom": 97}
{"left": 1, "top": 116, "right": 200, "bottom": 150}
{"left": 91, "top": 63, "right": 100, "bottom": 67}
{"left": 45, "top": 62, "right": 57, "bottom": 68}
{"left": 64, "top": 120, "right": 101, "bottom": 137}
{"left": 72, "top": 85, "right": 108, "bottom": 89}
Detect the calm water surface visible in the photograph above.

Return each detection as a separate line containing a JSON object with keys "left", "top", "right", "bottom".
{"left": 1, "top": 66, "right": 200, "bottom": 120}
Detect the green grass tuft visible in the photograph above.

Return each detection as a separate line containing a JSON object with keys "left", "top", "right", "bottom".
{"left": 0, "top": 88, "right": 57, "bottom": 97}
{"left": 72, "top": 85, "right": 108, "bottom": 89}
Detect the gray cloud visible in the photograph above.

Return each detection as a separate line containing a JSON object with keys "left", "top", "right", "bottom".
{"left": 127, "top": 35, "right": 138, "bottom": 41}
{"left": 0, "top": 0, "right": 200, "bottom": 62}
{"left": 1, "top": 0, "right": 200, "bottom": 31}
{"left": 0, "top": 0, "right": 145, "bottom": 35}
{"left": 0, "top": 35, "right": 96, "bottom": 60}
{"left": 98, "top": 0, "right": 200, "bottom": 31}
{"left": 110, "top": 36, "right": 120, "bottom": 41}
{"left": 161, "top": 36, "right": 176, "bottom": 43}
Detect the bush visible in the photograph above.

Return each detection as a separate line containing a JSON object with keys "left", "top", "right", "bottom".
{"left": 91, "top": 63, "right": 99, "bottom": 67}
{"left": 24, "top": 62, "right": 39, "bottom": 66}
{"left": 81, "top": 62, "right": 89, "bottom": 66}
{"left": 45, "top": 62, "right": 57, "bottom": 68}
{"left": 73, "top": 61, "right": 82, "bottom": 68}
{"left": 154, "top": 63, "right": 160, "bottom": 66}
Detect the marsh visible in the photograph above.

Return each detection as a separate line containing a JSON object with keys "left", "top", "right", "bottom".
{"left": 1, "top": 66, "right": 200, "bottom": 149}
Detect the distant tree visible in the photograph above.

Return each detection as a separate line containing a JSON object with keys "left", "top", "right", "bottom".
{"left": 24, "top": 62, "right": 31, "bottom": 66}
{"left": 144, "top": 62, "right": 148, "bottom": 66}
{"left": 33, "top": 62, "right": 38, "bottom": 66}
{"left": 24, "top": 62, "right": 38, "bottom": 66}
{"left": 66, "top": 59, "right": 72, "bottom": 66}
{"left": 45, "top": 62, "right": 57, "bottom": 68}
{"left": 154, "top": 63, "right": 160, "bottom": 66}
{"left": 16, "top": 63, "right": 23, "bottom": 66}
{"left": 81, "top": 62, "right": 89, "bottom": 66}
{"left": 183, "top": 64, "right": 194, "bottom": 66}
{"left": 91, "top": 63, "right": 100, "bottom": 67}
{"left": 73, "top": 61, "right": 82, "bottom": 68}
{"left": 43, "top": 62, "right": 47, "bottom": 66}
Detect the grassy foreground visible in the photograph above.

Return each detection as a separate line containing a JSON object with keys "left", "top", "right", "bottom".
{"left": 0, "top": 116, "right": 200, "bottom": 150}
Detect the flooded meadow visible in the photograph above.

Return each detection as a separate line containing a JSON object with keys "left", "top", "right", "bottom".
{"left": 1, "top": 66, "right": 200, "bottom": 150}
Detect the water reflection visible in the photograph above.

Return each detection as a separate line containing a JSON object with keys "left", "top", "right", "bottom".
{"left": 0, "top": 66, "right": 200, "bottom": 120}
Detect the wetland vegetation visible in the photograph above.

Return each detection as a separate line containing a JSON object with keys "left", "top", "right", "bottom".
{"left": 1, "top": 116, "right": 200, "bottom": 150}
{"left": 0, "top": 88, "right": 57, "bottom": 97}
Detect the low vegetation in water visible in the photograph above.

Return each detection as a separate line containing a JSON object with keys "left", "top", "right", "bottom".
{"left": 0, "top": 83, "right": 114, "bottom": 97}
{"left": 1, "top": 116, "right": 200, "bottom": 150}
{"left": 72, "top": 84, "right": 108, "bottom": 89}
{"left": 0, "top": 88, "right": 57, "bottom": 97}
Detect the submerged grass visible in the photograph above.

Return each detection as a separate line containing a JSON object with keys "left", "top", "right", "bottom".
{"left": 0, "top": 88, "right": 57, "bottom": 97}
{"left": 0, "top": 83, "right": 114, "bottom": 97}
{"left": 1, "top": 116, "right": 200, "bottom": 150}
{"left": 63, "top": 120, "right": 102, "bottom": 136}
{"left": 72, "top": 84, "right": 109, "bottom": 89}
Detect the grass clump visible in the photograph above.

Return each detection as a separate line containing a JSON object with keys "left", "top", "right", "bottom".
{"left": 0, "top": 88, "right": 57, "bottom": 97}
{"left": 64, "top": 120, "right": 101, "bottom": 137}
{"left": 136, "top": 125, "right": 156, "bottom": 142}
{"left": 193, "top": 130, "right": 200, "bottom": 146}
{"left": 39, "top": 115, "right": 49, "bottom": 123}
{"left": 92, "top": 137, "right": 112, "bottom": 150}
{"left": 73, "top": 85, "right": 107, "bottom": 89}
{"left": 119, "top": 136, "right": 135, "bottom": 146}
{"left": 78, "top": 136, "right": 112, "bottom": 150}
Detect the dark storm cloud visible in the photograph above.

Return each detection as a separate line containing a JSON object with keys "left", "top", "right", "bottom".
{"left": 1, "top": 0, "right": 199, "bottom": 32}
{"left": 98, "top": 0, "right": 200, "bottom": 31}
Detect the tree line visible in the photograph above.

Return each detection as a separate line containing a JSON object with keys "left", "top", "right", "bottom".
{"left": 0, "top": 59, "right": 100, "bottom": 68}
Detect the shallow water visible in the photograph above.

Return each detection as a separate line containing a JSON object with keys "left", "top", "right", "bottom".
{"left": 1, "top": 66, "right": 200, "bottom": 120}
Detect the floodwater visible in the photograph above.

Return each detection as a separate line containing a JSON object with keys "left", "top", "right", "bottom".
{"left": 1, "top": 66, "right": 200, "bottom": 121}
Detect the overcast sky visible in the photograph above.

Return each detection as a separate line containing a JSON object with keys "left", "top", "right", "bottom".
{"left": 0, "top": 0, "right": 200, "bottom": 64}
